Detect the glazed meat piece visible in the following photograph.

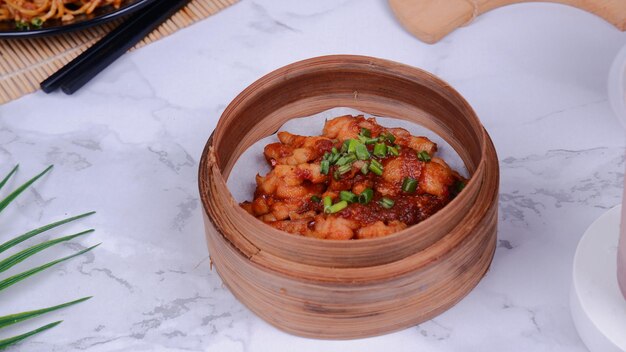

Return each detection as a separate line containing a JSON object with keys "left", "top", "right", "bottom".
{"left": 387, "top": 127, "right": 437, "bottom": 155}
{"left": 420, "top": 157, "right": 456, "bottom": 197}
{"left": 264, "top": 132, "right": 333, "bottom": 166}
{"left": 322, "top": 115, "right": 361, "bottom": 140}
{"left": 267, "top": 219, "right": 311, "bottom": 235}
{"left": 308, "top": 215, "right": 360, "bottom": 240}
{"left": 240, "top": 115, "right": 466, "bottom": 240}
{"left": 356, "top": 220, "right": 407, "bottom": 239}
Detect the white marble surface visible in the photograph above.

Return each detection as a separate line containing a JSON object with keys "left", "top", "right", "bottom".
{"left": 1, "top": 1, "right": 625, "bottom": 351}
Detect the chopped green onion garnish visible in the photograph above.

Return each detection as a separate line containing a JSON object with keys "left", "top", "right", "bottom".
{"left": 359, "top": 135, "right": 378, "bottom": 144}
{"left": 380, "top": 132, "right": 395, "bottom": 143}
{"left": 361, "top": 162, "right": 370, "bottom": 175}
{"left": 326, "top": 200, "right": 348, "bottom": 214}
{"left": 331, "top": 147, "right": 338, "bottom": 154}
{"left": 387, "top": 145, "right": 399, "bottom": 156}
{"left": 320, "top": 160, "right": 330, "bottom": 175}
{"left": 323, "top": 196, "right": 332, "bottom": 209}
{"left": 360, "top": 127, "right": 371, "bottom": 138}
{"left": 15, "top": 20, "right": 29, "bottom": 30}
{"left": 322, "top": 152, "right": 331, "bottom": 161}
{"left": 373, "top": 143, "right": 387, "bottom": 158}
{"left": 369, "top": 159, "right": 383, "bottom": 176}
{"left": 455, "top": 180, "right": 466, "bottom": 194}
{"left": 355, "top": 143, "right": 370, "bottom": 160}
{"left": 336, "top": 153, "right": 356, "bottom": 166}
{"left": 31, "top": 18, "right": 43, "bottom": 28}
{"left": 347, "top": 139, "right": 359, "bottom": 153}
{"left": 417, "top": 151, "right": 431, "bottom": 162}
{"left": 378, "top": 197, "right": 395, "bottom": 209}
{"left": 337, "top": 164, "right": 352, "bottom": 175}
{"left": 341, "top": 140, "right": 350, "bottom": 153}
{"left": 340, "top": 190, "right": 357, "bottom": 203}
{"left": 310, "top": 195, "right": 321, "bottom": 203}
{"left": 402, "top": 177, "right": 418, "bottom": 193}
{"left": 358, "top": 188, "right": 374, "bottom": 204}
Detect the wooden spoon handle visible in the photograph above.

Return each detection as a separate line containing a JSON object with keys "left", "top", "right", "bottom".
{"left": 389, "top": 0, "right": 626, "bottom": 44}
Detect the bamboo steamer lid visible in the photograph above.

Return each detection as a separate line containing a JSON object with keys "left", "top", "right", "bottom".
{"left": 198, "top": 55, "right": 500, "bottom": 339}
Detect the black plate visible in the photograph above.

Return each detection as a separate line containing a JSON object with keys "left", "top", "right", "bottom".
{"left": 0, "top": 0, "right": 156, "bottom": 38}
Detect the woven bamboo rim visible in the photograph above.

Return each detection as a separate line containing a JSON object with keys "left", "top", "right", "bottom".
{"left": 198, "top": 55, "right": 499, "bottom": 338}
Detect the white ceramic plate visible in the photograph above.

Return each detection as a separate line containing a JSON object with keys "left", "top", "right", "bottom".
{"left": 570, "top": 206, "right": 626, "bottom": 352}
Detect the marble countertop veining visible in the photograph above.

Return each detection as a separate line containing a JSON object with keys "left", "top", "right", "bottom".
{"left": 1, "top": 0, "right": 626, "bottom": 351}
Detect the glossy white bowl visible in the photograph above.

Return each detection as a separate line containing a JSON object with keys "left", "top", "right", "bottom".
{"left": 570, "top": 206, "right": 626, "bottom": 352}
{"left": 569, "top": 44, "right": 626, "bottom": 352}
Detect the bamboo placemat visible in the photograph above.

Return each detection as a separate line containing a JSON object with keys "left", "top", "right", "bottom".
{"left": 0, "top": 0, "right": 238, "bottom": 104}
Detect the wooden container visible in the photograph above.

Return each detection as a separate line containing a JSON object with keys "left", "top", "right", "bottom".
{"left": 198, "top": 55, "right": 499, "bottom": 339}
{"left": 388, "top": 0, "right": 626, "bottom": 44}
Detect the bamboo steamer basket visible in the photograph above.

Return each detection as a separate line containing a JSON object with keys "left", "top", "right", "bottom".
{"left": 198, "top": 55, "right": 499, "bottom": 339}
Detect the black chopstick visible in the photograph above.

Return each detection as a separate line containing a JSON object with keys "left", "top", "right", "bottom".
{"left": 40, "top": 0, "right": 190, "bottom": 95}
{"left": 39, "top": 0, "right": 158, "bottom": 93}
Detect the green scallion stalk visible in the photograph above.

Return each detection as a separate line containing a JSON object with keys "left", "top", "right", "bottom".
{"left": 360, "top": 162, "right": 369, "bottom": 175}
{"left": 369, "top": 159, "right": 383, "bottom": 176}
{"left": 378, "top": 197, "right": 395, "bottom": 209}
{"left": 402, "top": 177, "right": 418, "bottom": 193}
{"left": 341, "top": 140, "right": 350, "bottom": 153}
{"left": 373, "top": 143, "right": 387, "bottom": 158}
{"left": 326, "top": 200, "right": 348, "bottom": 214}
{"left": 339, "top": 191, "right": 357, "bottom": 203}
{"left": 347, "top": 139, "right": 359, "bottom": 153}
{"left": 336, "top": 153, "right": 356, "bottom": 166}
{"left": 323, "top": 196, "right": 332, "bottom": 209}
{"left": 387, "top": 145, "right": 399, "bottom": 156}
{"left": 320, "top": 160, "right": 330, "bottom": 175}
{"left": 337, "top": 164, "right": 352, "bottom": 175}
{"left": 383, "top": 132, "right": 396, "bottom": 143}
{"left": 360, "top": 127, "right": 371, "bottom": 138}
{"left": 355, "top": 143, "right": 370, "bottom": 160}
{"left": 359, "top": 135, "right": 378, "bottom": 145}
{"left": 417, "top": 151, "right": 431, "bottom": 162}
{"left": 358, "top": 188, "right": 374, "bottom": 204}
{"left": 310, "top": 195, "right": 321, "bottom": 203}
